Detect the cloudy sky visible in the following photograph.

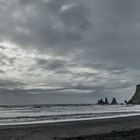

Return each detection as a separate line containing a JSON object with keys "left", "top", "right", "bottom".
{"left": 0, "top": 0, "right": 139, "bottom": 104}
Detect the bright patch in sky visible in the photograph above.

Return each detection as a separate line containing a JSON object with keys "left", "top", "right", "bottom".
{"left": 60, "top": 4, "right": 75, "bottom": 12}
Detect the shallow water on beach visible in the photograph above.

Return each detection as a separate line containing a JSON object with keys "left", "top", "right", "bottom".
{"left": 0, "top": 104, "right": 140, "bottom": 125}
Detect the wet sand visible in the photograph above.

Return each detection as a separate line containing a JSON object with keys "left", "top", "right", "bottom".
{"left": 1, "top": 115, "right": 140, "bottom": 140}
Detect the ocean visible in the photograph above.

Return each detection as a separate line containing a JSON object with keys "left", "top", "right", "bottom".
{"left": 0, "top": 104, "right": 140, "bottom": 125}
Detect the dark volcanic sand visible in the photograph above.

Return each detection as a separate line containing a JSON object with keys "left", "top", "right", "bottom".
{"left": 1, "top": 115, "right": 140, "bottom": 140}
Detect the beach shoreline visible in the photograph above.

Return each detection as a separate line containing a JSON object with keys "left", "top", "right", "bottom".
{"left": 1, "top": 115, "right": 140, "bottom": 140}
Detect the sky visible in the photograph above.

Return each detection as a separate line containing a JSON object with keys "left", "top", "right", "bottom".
{"left": 0, "top": 0, "right": 139, "bottom": 104}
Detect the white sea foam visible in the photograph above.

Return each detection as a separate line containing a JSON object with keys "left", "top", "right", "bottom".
{"left": 0, "top": 104, "right": 140, "bottom": 126}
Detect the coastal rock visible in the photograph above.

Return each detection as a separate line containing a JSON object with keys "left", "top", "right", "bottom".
{"left": 111, "top": 97, "right": 117, "bottom": 105}
{"left": 97, "top": 98, "right": 105, "bottom": 105}
{"left": 105, "top": 97, "right": 109, "bottom": 104}
{"left": 129, "top": 84, "right": 140, "bottom": 104}
{"left": 97, "top": 97, "right": 109, "bottom": 105}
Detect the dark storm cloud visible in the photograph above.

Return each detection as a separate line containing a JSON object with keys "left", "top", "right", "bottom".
{"left": 0, "top": 0, "right": 138, "bottom": 60}
{"left": 21, "top": 0, "right": 140, "bottom": 70}
{"left": 0, "top": 0, "right": 91, "bottom": 52}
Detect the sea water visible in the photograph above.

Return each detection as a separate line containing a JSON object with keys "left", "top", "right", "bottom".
{"left": 0, "top": 104, "right": 140, "bottom": 125}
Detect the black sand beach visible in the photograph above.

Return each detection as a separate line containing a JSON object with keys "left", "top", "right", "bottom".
{"left": 1, "top": 115, "right": 140, "bottom": 140}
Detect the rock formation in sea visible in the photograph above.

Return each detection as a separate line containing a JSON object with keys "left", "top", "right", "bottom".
{"left": 111, "top": 97, "right": 117, "bottom": 105}
{"left": 97, "top": 98, "right": 105, "bottom": 105}
{"left": 97, "top": 97, "right": 109, "bottom": 105}
{"left": 129, "top": 84, "right": 140, "bottom": 104}
{"left": 97, "top": 97, "right": 118, "bottom": 105}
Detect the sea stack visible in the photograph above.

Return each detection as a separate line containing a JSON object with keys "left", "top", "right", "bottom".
{"left": 129, "top": 84, "right": 140, "bottom": 104}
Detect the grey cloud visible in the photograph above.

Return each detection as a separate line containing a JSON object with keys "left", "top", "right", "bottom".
{"left": 0, "top": 45, "right": 5, "bottom": 50}
{"left": 0, "top": 84, "right": 134, "bottom": 105}
{"left": 0, "top": 55, "right": 15, "bottom": 65}
{"left": 0, "top": 0, "right": 91, "bottom": 52}
{"left": 0, "top": 0, "right": 140, "bottom": 104}
{"left": 0, "top": 88, "right": 99, "bottom": 105}
{"left": 37, "top": 58, "right": 66, "bottom": 71}
{"left": 0, "top": 70, "right": 5, "bottom": 74}
{"left": 0, "top": 79, "right": 26, "bottom": 89}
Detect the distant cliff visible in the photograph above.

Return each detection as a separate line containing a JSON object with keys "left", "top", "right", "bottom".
{"left": 129, "top": 84, "right": 140, "bottom": 104}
